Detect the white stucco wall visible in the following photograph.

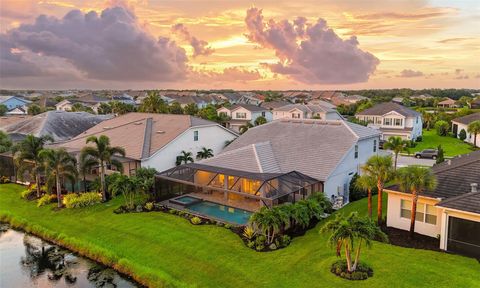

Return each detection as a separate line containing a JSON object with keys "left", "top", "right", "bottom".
{"left": 453, "top": 121, "right": 480, "bottom": 147}
{"left": 323, "top": 136, "right": 380, "bottom": 202}
{"left": 141, "top": 125, "right": 237, "bottom": 172}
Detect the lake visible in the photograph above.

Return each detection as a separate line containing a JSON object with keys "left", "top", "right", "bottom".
{"left": 0, "top": 223, "right": 139, "bottom": 288}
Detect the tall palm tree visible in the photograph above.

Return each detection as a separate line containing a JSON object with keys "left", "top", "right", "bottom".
{"left": 321, "top": 212, "right": 387, "bottom": 272}
{"left": 13, "top": 135, "right": 53, "bottom": 198}
{"left": 467, "top": 120, "right": 480, "bottom": 147}
{"left": 396, "top": 166, "right": 437, "bottom": 238}
{"left": 361, "top": 155, "right": 394, "bottom": 225}
{"left": 249, "top": 207, "right": 284, "bottom": 244}
{"left": 196, "top": 147, "right": 214, "bottom": 160}
{"left": 355, "top": 174, "right": 377, "bottom": 218}
{"left": 79, "top": 154, "right": 97, "bottom": 192}
{"left": 422, "top": 111, "right": 435, "bottom": 131}
{"left": 80, "top": 135, "right": 125, "bottom": 201}
{"left": 239, "top": 122, "right": 254, "bottom": 134}
{"left": 383, "top": 136, "right": 409, "bottom": 170}
{"left": 176, "top": 150, "right": 194, "bottom": 165}
{"left": 139, "top": 91, "right": 168, "bottom": 113}
{"left": 39, "top": 148, "right": 78, "bottom": 208}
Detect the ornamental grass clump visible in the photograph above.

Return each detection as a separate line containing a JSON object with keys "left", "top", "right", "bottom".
{"left": 63, "top": 192, "right": 102, "bottom": 208}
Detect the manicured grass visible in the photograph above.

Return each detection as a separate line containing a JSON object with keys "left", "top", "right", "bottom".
{"left": 411, "top": 129, "right": 476, "bottom": 157}
{"left": 1, "top": 184, "right": 479, "bottom": 288}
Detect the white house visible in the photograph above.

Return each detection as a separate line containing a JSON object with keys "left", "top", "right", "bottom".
{"left": 204, "top": 119, "right": 381, "bottom": 206}
{"left": 55, "top": 100, "right": 74, "bottom": 111}
{"left": 272, "top": 103, "right": 342, "bottom": 121}
{"left": 217, "top": 104, "right": 272, "bottom": 132}
{"left": 355, "top": 102, "right": 422, "bottom": 140}
{"left": 452, "top": 112, "right": 480, "bottom": 147}
{"left": 59, "top": 113, "right": 238, "bottom": 174}
{"left": 386, "top": 151, "right": 480, "bottom": 259}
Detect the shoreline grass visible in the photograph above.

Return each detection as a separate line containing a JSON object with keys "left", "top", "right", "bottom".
{"left": 1, "top": 184, "right": 479, "bottom": 288}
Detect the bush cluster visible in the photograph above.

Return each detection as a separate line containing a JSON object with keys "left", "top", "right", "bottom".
{"left": 0, "top": 176, "right": 10, "bottom": 184}
{"left": 330, "top": 260, "right": 373, "bottom": 281}
{"left": 37, "top": 194, "right": 56, "bottom": 207}
{"left": 63, "top": 192, "right": 102, "bottom": 208}
{"left": 21, "top": 184, "right": 47, "bottom": 200}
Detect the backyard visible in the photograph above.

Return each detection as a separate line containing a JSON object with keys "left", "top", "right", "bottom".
{"left": 0, "top": 183, "right": 479, "bottom": 288}
{"left": 411, "top": 129, "right": 476, "bottom": 157}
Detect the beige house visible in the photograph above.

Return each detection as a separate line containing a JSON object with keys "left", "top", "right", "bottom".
{"left": 217, "top": 104, "right": 272, "bottom": 132}
{"left": 437, "top": 97, "right": 458, "bottom": 108}
{"left": 272, "top": 103, "right": 342, "bottom": 121}
{"left": 386, "top": 151, "right": 480, "bottom": 259}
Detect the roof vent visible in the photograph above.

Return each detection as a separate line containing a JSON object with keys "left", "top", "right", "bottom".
{"left": 134, "top": 122, "right": 143, "bottom": 125}
{"left": 471, "top": 183, "right": 478, "bottom": 193}
{"left": 103, "top": 126, "right": 110, "bottom": 129}
{"left": 156, "top": 130, "right": 165, "bottom": 134}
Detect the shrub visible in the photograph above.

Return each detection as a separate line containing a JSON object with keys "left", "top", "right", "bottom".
{"left": 255, "top": 235, "right": 267, "bottom": 246}
{"left": 268, "top": 243, "right": 277, "bottom": 250}
{"left": 255, "top": 244, "right": 264, "bottom": 251}
{"left": 144, "top": 202, "right": 154, "bottom": 211}
{"left": 330, "top": 260, "right": 373, "bottom": 280}
{"left": 279, "top": 235, "right": 291, "bottom": 247}
{"left": 459, "top": 129, "right": 467, "bottom": 141}
{"left": 416, "top": 136, "right": 423, "bottom": 142}
{"left": 168, "top": 209, "right": 178, "bottom": 215}
{"left": 21, "top": 189, "right": 36, "bottom": 200}
{"left": 242, "top": 225, "right": 256, "bottom": 240}
{"left": 224, "top": 224, "right": 232, "bottom": 229}
{"left": 435, "top": 120, "right": 449, "bottom": 136}
{"left": 37, "top": 194, "right": 56, "bottom": 207}
{"left": 190, "top": 216, "right": 202, "bottom": 225}
{"left": 63, "top": 192, "right": 101, "bottom": 208}
{"left": 247, "top": 241, "right": 255, "bottom": 249}
{"left": 0, "top": 176, "right": 10, "bottom": 184}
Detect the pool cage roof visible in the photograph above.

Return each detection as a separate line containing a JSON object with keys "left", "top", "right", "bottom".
{"left": 156, "top": 163, "right": 321, "bottom": 200}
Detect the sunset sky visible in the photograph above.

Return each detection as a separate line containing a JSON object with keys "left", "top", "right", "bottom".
{"left": 0, "top": 0, "right": 479, "bottom": 90}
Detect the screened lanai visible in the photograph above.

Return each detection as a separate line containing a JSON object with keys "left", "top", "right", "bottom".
{"left": 154, "top": 163, "right": 323, "bottom": 211}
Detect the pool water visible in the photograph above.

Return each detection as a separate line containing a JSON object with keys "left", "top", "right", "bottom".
{"left": 187, "top": 201, "right": 252, "bottom": 225}
{"left": 173, "top": 196, "right": 201, "bottom": 205}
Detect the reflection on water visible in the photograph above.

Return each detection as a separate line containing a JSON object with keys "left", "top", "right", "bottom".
{"left": 0, "top": 223, "right": 139, "bottom": 288}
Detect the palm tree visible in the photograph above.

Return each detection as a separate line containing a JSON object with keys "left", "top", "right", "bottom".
{"left": 422, "top": 112, "right": 435, "bottom": 131}
{"left": 254, "top": 116, "right": 267, "bottom": 126}
{"left": 321, "top": 212, "right": 387, "bottom": 272}
{"left": 249, "top": 207, "right": 284, "bottom": 244}
{"left": 0, "top": 131, "right": 12, "bottom": 153}
{"left": 176, "top": 150, "right": 194, "bottom": 165}
{"left": 13, "top": 135, "right": 53, "bottom": 198}
{"left": 196, "top": 147, "right": 214, "bottom": 160}
{"left": 355, "top": 174, "right": 377, "bottom": 218}
{"left": 139, "top": 91, "right": 168, "bottom": 113}
{"left": 239, "top": 122, "right": 254, "bottom": 134}
{"left": 80, "top": 135, "right": 125, "bottom": 202}
{"left": 396, "top": 166, "right": 437, "bottom": 238}
{"left": 467, "top": 120, "right": 480, "bottom": 147}
{"left": 361, "top": 155, "right": 394, "bottom": 225}
{"left": 39, "top": 148, "right": 78, "bottom": 208}
{"left": 79, "top": 154, "right": 97, "bottom": 192}
{"left": 383, "top": 136, "right": 409, "bottom": 170}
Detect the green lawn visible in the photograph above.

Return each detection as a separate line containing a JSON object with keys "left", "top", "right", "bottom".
{"left": 1, "top": 184, "right": 479, "bottom": 288}
{"left": 411, "top": 129, "right": 476, "bottom": 157}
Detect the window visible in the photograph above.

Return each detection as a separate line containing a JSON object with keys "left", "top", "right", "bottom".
{"left": 394, "top": 118, "right": 403, "bottom": 126}
{"left": 194, "top": 130, "right": 198, "bottom": 141}
{"left": 400, "top": 199, "right": 436, "bottom": 225}
{"left": 219, "top": 112, "right": 227, "bottom": 117}
{"left": 292, "top": 113, "right": 301, "bottom": 119}
{"left": 383, "top": 118, "right": 392, "bottom": 125}
{"left": 261, "top": 112, "right": 266, "bottom": 117}
{"left": 373, "top": 140, "right": 377, "bottom": 152}
{"left": 416, "top": 116, "right": 419, "bottom": 124}
{"left": 354, "top": 145, "right": 358, "bottom": 159}
{"left": 236, "top": 112, "right": 247, "bottom": 119}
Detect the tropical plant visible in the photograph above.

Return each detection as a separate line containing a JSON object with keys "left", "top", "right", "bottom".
{"left": 190, "top": 216, "right": 202, "bottom": 225}
{"left": 239, "top": 122, "right": 254, "bottom": 134}
{"left": 139, "top": 91, "right": 169, "bottom": 113}
{"left": 0, "top": 131, "right": 12, "bottom": 153}
{"left": 39, "top": 148, "right": 78, "bottom": 208}
{"left": 63, "top": 192, "right": 102, "bottom": 208}
{"left": 242, "top": 225, "right": 256, "bottom": 240}
{"left": 168, "top": 102, "right": 184, "bottom": 114}
{"left": 37, "top": 194, "right": 56, "bottom": 207}
{"left": 383, "top": 136, "right": 410, "bottom": 170}
{"left": 79, "top": 135, "right": 125, "bottom": 202}
{"left": 422, "top": 112, "right": 435, "bottom": 131}
{"left": 435, "top": 120, "right": 449, "bottom": 136}
{"left": 27, "top": 104, "right": 43, "bottom": 115}
{"left": 396, "top": 166, "right": 437, "bottom": 238}
{"left": 321, "top": 212, "right": 388, "bottom": 273}
{"left": 0, "top": 104, "right": 7, "bottom": 116}
{"left": 196, "top": 147, "right": 214, "bottom": 160}
{"left": 183, "top": 103, "right": 199, "bottom": 115}
{"left": 13, "top": 135, "right": 53, "bottom": 198}
{"left": 458, "top": 129, "right": 467, "bottom": 141}
{"left": 361, "top": 155, "right": 394, "bottom": 225}
{"left": 134, "top": 167, "right": 157, "bottom": 196}
{"left": 467, "top": 120, "right": 480, "bottom": 147}
{"left": 355, "top": 174, "right": 377, "bottom": 218}
{"left": 250, "top": 207, "right": 286, "bottom": 244}
{"left": 176, "top": 150, "right": 194, "bottom": 165}
{"left": 436, "top": 145, "right": 444, "bottom": 164}
{"left": 109, "top": 174, "right": 139, "bottom": 209}
{"left": 97, "top": 102, "right": 112, "bottom": 114}
{"left": 254, "top": 116, "right": 267, "bottom": 126}
{"left": 79, "top": 154, "right": 97, "bottom": 192}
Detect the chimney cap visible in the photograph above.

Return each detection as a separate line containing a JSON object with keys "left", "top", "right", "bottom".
{"left": 471, "top": 183, "right": 478, "bottom": 193}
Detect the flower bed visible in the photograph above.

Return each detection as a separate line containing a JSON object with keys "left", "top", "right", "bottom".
{"left": 330, "top": 260, "right": 373, "bottom": 280}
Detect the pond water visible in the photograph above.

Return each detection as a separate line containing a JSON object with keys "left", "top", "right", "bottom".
{"left": 0, "top": 223, "right": 139, "bottom": 288}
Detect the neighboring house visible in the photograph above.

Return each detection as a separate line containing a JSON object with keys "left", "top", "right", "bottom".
{"left": 451, "top": 112, "right": 480, "bottom": 147}
{"left": 437, "top": 97, "right": 458, "bottom": 108}
{"left": 238, "top": 93, "right": 264, "bottom": 105}
{"left": 217, "top": 104, "right": 272, "bottom": 132}
{"left": 112, "top": 93, "right": 136, "bottom": 105}
{"left": 157, "top": 119, "right": 380, "bottom": 210}
{"left": 272, "top": 103, "right": 342, "bottom": 121}
{"left": 468, "top": 98, "right": 480, "bottom": 109}
{"left": 3, "top": 111, "right": 112, "bottom": 143}
{"left": 55, "top": 100, "right": 75, "bottom": 111}
{"left": 218, "top": 92, "right": 242, "bottom": 104}
{"left": 55, "top": 95, "right": 110, "bottom": 113}
{"left": 58, "top": 113, "right": 238, "bottom": 175}
{"left": 171, "top": 96, "right": 208, "bottom": 109}
{"left": 411, "top": 94, "right": 434, "bottom": 101}
{"left": 0, "top": 115, "right": 32, "bottom": 131}
{"left": 261, "top": 100, "right": 291, "bottom": 110}
{"left": 386, "top": 151, "right": 480, "bottom": 259}
{"left": 6, "top": 107, "right": 27, "bottom": 115}
{"left": 355, "top": 102, "right": 422, "bottom": 140}
{"left": 0, "top": 96, "right": 31, "bottom": 112}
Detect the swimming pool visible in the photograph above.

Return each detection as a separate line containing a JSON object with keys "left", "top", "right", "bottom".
{"left": 186, "top": 201, "right": 252, "bottom": 225}
{"left": 170, "top": 195, "right": 202, "bottom": 206}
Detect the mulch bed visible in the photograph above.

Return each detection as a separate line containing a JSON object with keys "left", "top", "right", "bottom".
{"left": 382, "top": 226, "right": 440, "bottom": 251}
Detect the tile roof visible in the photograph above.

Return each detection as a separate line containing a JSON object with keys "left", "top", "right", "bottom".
{"left": 273, "top": 104, "right": 335, "bottom": 114}
{"left": 356, "top": 102, "right": 420, "bottom": 117}
{"left": 437, "top": 192, "right": 480, "bottom": 214}
{"left": 213, "top": 119, "right": 380, "bottom": 181}
{"left": 58, "top": 113, "right": 232, "bottom": 160}
{"left": 0, "top": 115, "right": 32, "bottom": 130}
{"left": 230, "top": 104, "right": 268, "bottom": 112}
{"left": 452, "top": 112, "right": 480, "bottom": 125}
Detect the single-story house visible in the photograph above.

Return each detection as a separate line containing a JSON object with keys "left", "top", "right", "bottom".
{"left": 437, "top": 98, "right": 458, "bottom": 108}
{"left": 0, "top": 96, "right": 31, "bottom": 114}
{"left": 156, "top": 119, "right": 381, "bottom": 211}
{"left": 469, "top": 98, "right": 480, "bottom": 109}
{"left": 451, "top": 112, "right": 480, "bottom": 147}
{"left": 386, "top": 151, "right": 480, "bottom": 259}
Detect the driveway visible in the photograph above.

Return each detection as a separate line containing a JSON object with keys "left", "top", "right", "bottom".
{"left": 379, "top": 150, "right": 436, "bottom": 167}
